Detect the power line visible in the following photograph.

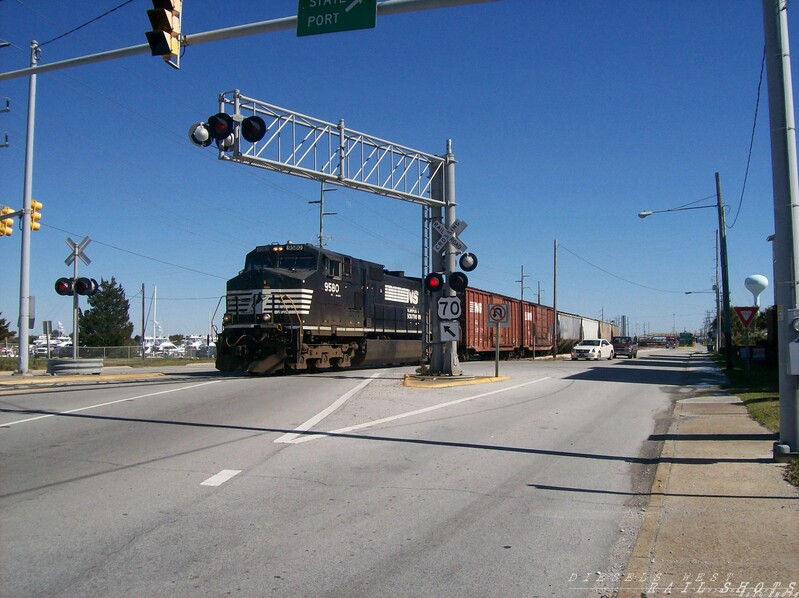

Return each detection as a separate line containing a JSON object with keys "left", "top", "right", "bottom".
{"left": 729, "top": 46, "right": 766, "bottom": 229}
{"left": 39, "top": 0, "right": 136, "bottom": 47}
{"left": 558, "top": 243, "right": 687, "bottom": 294}
{"left": 43, "top": 223, "right": 228, "bottom": 280}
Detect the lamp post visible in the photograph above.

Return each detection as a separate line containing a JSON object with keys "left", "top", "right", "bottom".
{"left": 638, "top": 172, "right": 733, "bottom": 370}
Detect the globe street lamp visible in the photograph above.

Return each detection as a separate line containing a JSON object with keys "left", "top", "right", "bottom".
{"left": 639, "top": 172, "right": 733, "bottom": 370}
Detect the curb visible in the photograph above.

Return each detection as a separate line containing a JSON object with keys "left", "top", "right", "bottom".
{"left": 0, "top": 372, "right": 165, "bottom": 387}
{"left": 402, "top": 373, "right": 509, "bottom": 388}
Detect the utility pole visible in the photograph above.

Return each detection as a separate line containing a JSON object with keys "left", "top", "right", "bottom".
{"left": 308, "top": 181, "right": 336, "bottom": 247}
{"left": 716, "top": 173, "right": 733, "bottom": 371}
{"left": 516, "top": 265, "right": 528, "bottom": 302}
{"left": 763, "top": 0, "right": 799, "bottom": 458}
{"left": 552, "top": 239, "right": 558, "bottom": 357}
{"left": 141, "top": 283, "right": 146, "bottom": 362}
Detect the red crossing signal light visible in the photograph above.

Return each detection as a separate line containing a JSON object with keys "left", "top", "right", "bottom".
{"left": 448, "top": 272, "right": 469, "bottom": 292}
{"left": 55, "top": 277, "right": 74, "bottom": 296}
{"left": 424, "top": 272, "right": 444, "bottom": 293}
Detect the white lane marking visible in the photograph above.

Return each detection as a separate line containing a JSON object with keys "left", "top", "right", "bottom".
{"left": 200, "top": 469, "right": 241, "bottom": 487}
{"left": 274, "top": 372, "right": 382, "bottom": 444}
{"left": 2, "top": 380, "right": 223, "bottom": 427}
{"left": 286, "top": 376, "right": 552, "bottom": 445}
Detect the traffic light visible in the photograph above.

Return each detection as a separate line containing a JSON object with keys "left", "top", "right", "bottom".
{"left": 448, "top": 271, "right": 469, "bottom": 292}
{"left": 0, "top": 206, "right": 13, "bottom": 237}
{"left": 241, "top": 116, "right": 267, "bottom": 143}
{"left": 55, "top": 277, "right": 74, "bottom": 296}
{"left": 146, "top": 0, "right": 182, "bottom": 66}
{"left": 423, "top": 272, "right": 444, "bottom": 293}
{"left": 30, "top": 200, "right": 42, "bottom": 231}
{"left": 74, "top": 277, "right": 99, "bottom": 296}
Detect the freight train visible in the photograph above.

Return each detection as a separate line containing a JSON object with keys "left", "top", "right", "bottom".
{"left": 215, "top": 243, "right": 619, "bottom": 373}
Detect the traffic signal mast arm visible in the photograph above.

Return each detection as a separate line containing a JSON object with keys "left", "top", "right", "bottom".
{"left": 0, "top": 0, "right": 498, "bottom": 82}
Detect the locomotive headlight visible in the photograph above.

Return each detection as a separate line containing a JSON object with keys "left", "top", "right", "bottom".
{"left": 222, "top": 313, "right": 232, "bottom": 324}
{"left": 260, "top": 313, "right": 272, "bottom": 322}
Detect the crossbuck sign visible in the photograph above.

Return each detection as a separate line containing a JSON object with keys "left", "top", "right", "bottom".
{"left": 433, "top": 218, "right": 467, "bottom": 253}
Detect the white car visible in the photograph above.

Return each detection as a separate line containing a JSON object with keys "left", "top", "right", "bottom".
{"left": 571, "top": 339, "right": 615, "bottom": 361}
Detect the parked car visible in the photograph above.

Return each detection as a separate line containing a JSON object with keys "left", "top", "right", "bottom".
{"left": 195, "top": 345, "right": 216, "bottom": 359}
{"left": 571, "top": 339, "right": 615, "bottom": 360}
{"left": 611, "top": 335, "right": 638, "bottom": 359}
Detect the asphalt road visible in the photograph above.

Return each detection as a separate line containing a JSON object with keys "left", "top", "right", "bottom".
{"left": 0, "top": 350, "right": 715, "bottom": 597}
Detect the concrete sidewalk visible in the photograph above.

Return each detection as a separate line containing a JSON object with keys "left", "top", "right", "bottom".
{"left": 616, "top": 385, "right": 799, "bottom": 596}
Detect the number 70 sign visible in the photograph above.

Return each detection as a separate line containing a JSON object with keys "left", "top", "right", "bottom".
{"left": 437, "top": 297, "right": 462, "bottom": 320}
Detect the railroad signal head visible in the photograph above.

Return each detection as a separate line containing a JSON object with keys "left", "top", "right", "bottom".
{"left": 30, "top": 200, "right": 42, "bottom": 231}
{"left": 188, "top": 122, "right": 212, "bottom": 147}
{"left": 459, "top": 252, "right": 478, "bottom": 272}
{"left": 241, "top": 116, "right": 267, "bottom": 143}
{"left": 74, "top": 277, "right": 99, "bottom": 296}
{"left": 448, "top": 271, "right": 469, "bottom": 292}
{"left": 55, "top": 277, "right": 74, "bottom": 296}
{"left": 423, "top": 272, "right": 444, "bottom": 293}
{"left": 207, "top": 113, "right": 234, "bottom": 141}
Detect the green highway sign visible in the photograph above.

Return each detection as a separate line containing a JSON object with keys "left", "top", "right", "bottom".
{"left": 297, "top": 0, "right": 377, "bottom": 37}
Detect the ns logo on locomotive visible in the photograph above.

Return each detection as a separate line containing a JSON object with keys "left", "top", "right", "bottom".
{"left": 216, "top": 243, "right": 424, "bottom": 374}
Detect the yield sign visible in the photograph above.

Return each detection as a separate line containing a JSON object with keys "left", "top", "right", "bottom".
{"left": 734, "top": 306, "right": 758, "bottom": 329}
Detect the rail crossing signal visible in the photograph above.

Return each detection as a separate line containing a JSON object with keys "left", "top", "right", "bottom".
{"left": 55, "top": 277, "right": 98, "bottom": 297}
{"left": 459, "top": 252, "right": 478, "bottom": 272}
{"left": 55, "top": 277, "right": 74, "bottom": 296}
{"left": 189, "top": 113, "right": 267, "bottom": 150}
{"left": 448, "top": 271, "right": 468, "bottom": 292}
{"left": 424, "top": 272, "right": 444, "bottom": 293}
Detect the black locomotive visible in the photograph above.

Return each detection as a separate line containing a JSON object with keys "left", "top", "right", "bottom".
{"left": 216, "top": 243, "right": 424, "bottom": 374}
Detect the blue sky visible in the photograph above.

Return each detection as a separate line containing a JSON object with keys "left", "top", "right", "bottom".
{"left": 0, "top": 0, "right": 793, "bottom": 339}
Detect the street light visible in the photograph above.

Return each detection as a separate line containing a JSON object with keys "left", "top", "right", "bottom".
{"left": 639, "top": 173, "right": 733, "bottom": 370}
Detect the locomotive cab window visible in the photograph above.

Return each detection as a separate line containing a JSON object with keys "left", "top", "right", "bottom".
{"left": 325, "top": 257, "right": 342, "bottom": 279}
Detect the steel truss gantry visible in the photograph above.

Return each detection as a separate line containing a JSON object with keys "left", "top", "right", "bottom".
{"left": 216, "top": 90, "right": 446, "bottom": 207}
